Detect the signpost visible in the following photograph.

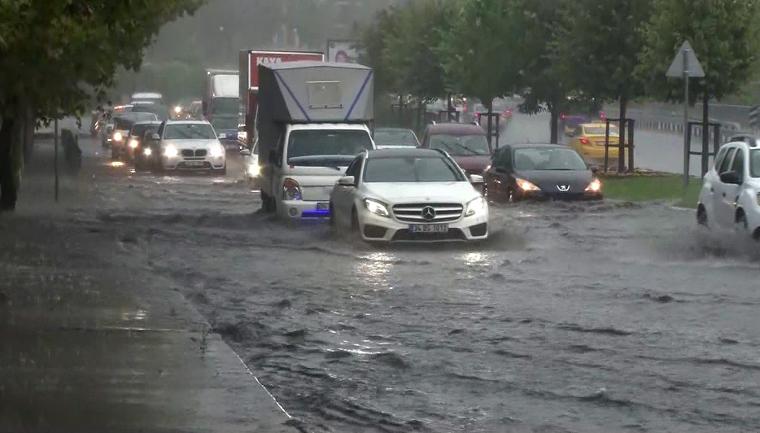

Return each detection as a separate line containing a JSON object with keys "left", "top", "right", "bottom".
{"left": 666, "top": 41, "right": 705, "bottom": 188}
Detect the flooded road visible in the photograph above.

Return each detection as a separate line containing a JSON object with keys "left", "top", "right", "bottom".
{"left": 22, "top": 138, "right": 760, "bottom": 432}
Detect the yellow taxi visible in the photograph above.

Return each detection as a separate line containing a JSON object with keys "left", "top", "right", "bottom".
{"left": 569, "top": 123, "right": 624, "bottom": 161}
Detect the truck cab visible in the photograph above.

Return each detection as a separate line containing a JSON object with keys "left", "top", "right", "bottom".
{"left": 261, "top": 123, "right": 374, "bottom": 218}
{"left": 256, "top": 61, "right": 376, "bottom": 220}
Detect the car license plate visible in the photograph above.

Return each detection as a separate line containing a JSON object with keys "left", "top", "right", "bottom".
{"left": 409, "top": 224, "right": 448, "bottom": 233}
{"left": 316, "top": 202, "right": 329, "bottom": 210}
{"left": 186, "top": 161, "right": 204, "bottom": 167}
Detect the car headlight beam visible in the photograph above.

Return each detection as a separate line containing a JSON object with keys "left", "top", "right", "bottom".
{"left": 364, "top": 198, "right": 390, "bottom": 218}
{"left": 515, "top": 177, "right": 541, "bottom": 192}
{"left": 128, "top": 139, "right": 139, "bottom": 149}
{"left": 113, "top": 131, "right": 123, "bottom": 142}
{"left": 164, "top": 145, "right": 178, "bottom": 158}
{"left": 465, "top": 196, "right": 487, "bottom": 217}
{"left": 585, "top": 178, "right": 602, "bottom": 193}
{"left": 209, "top": 144, "right": 225, "bottom": 158}
{"left": 143, "top": 147, "right": 152, "bottom": 156}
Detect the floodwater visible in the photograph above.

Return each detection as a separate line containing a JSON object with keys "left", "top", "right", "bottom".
{"left": 14, "top": 136, "right": 760, "bottom": 433}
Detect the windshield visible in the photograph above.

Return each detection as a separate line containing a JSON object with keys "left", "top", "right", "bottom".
{"left": 132, "top": 104, "right": 170, "bottom": 121}
{"left": 164, "top": 123, "right": 216, "bottom": 140}
{"left": 212, "top": 98, "right": 239, "bottom": 115}
{"left": 130, "top": 124, "right": 157, "bottom": 138}
{"left": 363, "top": 156, "right": 464, "bottom": 182}
{"left": 514, "top": 148, "right": 588, "bottom": 171}
{"left": 583, "top": 125, "right": 619, "bottom": 135}
{"left": 751, "top": 149, "right": 760, "bottom": 177}
{"left": 211, "top": 117, "right": 238, "bottom": 130}
{"left": 287, "top": 130, "right": 373, "bottom": 165}
{"left": 429, "top": 134, "right": 490, "bottom": 156}
{"left": 374, "top": 129, "right": 418, "bottom": 147}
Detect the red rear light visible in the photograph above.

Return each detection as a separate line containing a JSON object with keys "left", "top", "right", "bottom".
{"left": 560, "top": 113, "right": 566, "bottom": 120}
{"left": 599, "top": 111, "right": 607, "bottom": 120}
{"left": 580, "top": 137, "right": 590, "bottom": 145}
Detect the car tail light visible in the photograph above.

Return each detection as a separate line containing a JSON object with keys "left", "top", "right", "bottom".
{"left": 580, "top": 137, "right": 591, "bottom": 145}
{"left": 560, "top": 113, "right": 566, "bottom": 120}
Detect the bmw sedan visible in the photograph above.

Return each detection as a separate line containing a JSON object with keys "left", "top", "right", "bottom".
{"left": 483, "top": 144, "right": 602, "bottom": 202}
{"left": 329, "top": 148, "right": 488, "bottom": 242}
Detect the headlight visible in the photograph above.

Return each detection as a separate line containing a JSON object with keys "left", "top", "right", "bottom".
{"left": 247, "top": 162, "right": 260, "bottom": 177}
{"left": 238, "top": 131, "right": 248, "bottom": 142}
{"left": 164, "top": 145, "right": 178, "bottom": 158}
{"left": 174, "top": 106, "right": 182, "bottom": 114}
{"left": 364, "top": 198, "right": 390, "bottom": 217}
{"left": 143, "top": 147, "right": 152, "bottom": 156}
{"left": 113, "top": 131, "right": 123, "bottom": 142}
{"left": 465, "top": 196, "right": 487, "bottom": 217}
{"left": 128, "top": 139, "right": 139, "bottom": 149}
{"left": 282, "top": 178, "right": 302, "bottom": 201}
{"left": 585, "top": 178, "right": 602, "bottom": 193}
{"left": 515, "top": 177, "right": 541, "bottom": 191}
{"left": 209, "top": 144, "right": 225, "bottom": 158}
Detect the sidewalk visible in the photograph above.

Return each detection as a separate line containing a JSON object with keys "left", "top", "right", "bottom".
{"left": 0, "top": 171, "right": 296, "bottom": 432}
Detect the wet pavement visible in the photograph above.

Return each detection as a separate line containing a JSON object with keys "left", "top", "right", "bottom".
{"left": 4, "top": 135, "right": 760, "bottom": 432}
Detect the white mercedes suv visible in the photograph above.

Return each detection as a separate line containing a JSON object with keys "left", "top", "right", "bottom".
{"left": 697, "top": 136, "right": 760, "bottom": 240}
{"left": 329, "top": 148, "right": 489, "bottom": 242}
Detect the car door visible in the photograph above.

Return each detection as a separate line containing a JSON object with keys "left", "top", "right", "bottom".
{"left": 488, "top": 147, "right": 511, "bottom": 198}
{"left": 333, "top": 156, "right": 362, "bottom": 223}
{"left": 715, "top": 146, "right": 742, "bottom": 226}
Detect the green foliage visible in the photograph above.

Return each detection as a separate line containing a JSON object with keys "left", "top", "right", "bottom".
{"left": 601, "top": 174, "right": 701, "bottom": 206}
{"left": 0, "top": 0, "right": 202, "bottom": 120}
{"left": 440, "top": 0, "right": 523, "bottom": 110}
{"left": 359, "top": 7, "right": 402, "bottom": 95}
{"left": 381, "top": 0, "right": 452, "bottom": 101}
{"left": 556, "top": 0, "right": 653, "bottom": 105}
{"left": 637, "top": 0, "right": 760, "bottom": 103}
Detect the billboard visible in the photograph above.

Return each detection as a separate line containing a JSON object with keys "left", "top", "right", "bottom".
{"left": 326, "top": 40, "right": 360, "bottom": 64}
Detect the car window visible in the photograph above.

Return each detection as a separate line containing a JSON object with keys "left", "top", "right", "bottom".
{"left": 496, "top": 148, "right": 511, "bottom": 169}
{"left": 719, "top": 147, "right": 736, "bottom": 173}
{"left": 583, "top": 125, "right": 619, "bottom": 136}
{"left": 287, "top": 130, "right": 373, "bottom": 163}
{"left": 363, "top": 156, "right": 465, "bottom": 183}
{"left": 374, "top": 129, "right": 418, "bottom": 147}
{"left": 345, "top": 156, "right": 363, "bottom": 179}
{"left": 714, "top": 146, "right": 729, "bottom": 170}
{"left": 513, "top": 148, "right": 587, "bottom": 171}
{"left": 429, "top": 134, "right": 490, "bottom": 156}
{"left": 731, "top": 147, "right": 745, "bottom": 179}
{"left": 751, "top": 149, "right": 760, "bottom": 178}
{"left": 164, "top": 123, "right": 215, "bottom": 140}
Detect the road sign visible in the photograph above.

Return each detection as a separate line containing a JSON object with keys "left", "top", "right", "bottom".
{"left": 750, "top": 105, "right": 760, "bottom": 129}
{"left": 666, "top": 41, "right": 705, "bottom": 78}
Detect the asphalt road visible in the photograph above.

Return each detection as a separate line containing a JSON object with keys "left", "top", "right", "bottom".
{"left": 15, "top": 134, "right": 760, "bottom": 433}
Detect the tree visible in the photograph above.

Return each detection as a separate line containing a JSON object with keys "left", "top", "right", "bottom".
{"left": 382, "top": 0, "right": 452, "bottom": 117}
{"left": 516, "top": 0, "right": 571, "bottom": 144}
{"left": 638, "top": 0, "right": 760, "bottom": 174}
{"left": 557, "top": 0, "right": 653, "bottom": 170}
{"left": 0, "top": 0, "right": 201, "bottom": 210}
{"left": 440, "top": 0, "right": 523, "bottom": 144}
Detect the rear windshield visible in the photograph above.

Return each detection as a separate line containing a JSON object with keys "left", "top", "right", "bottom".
{"left": 130, "top": 124, "right": 158, "bottom": 138}
{"left": 363, "top": 156, "right": 464, "bottom": 183}
{"left": 164, "top": 123, "right": 216, "bottom": 140}
{"left": 751, "top": 149, "right": 760, "bottom": 177}
{"left": 583, "top": 125, "right": 619, "bottom": 136}
{"left": 514, "top": 148, "right": 588, "bottom": 171}
{"left": 374, "top": 129, "right": 418, "bottom": 147}
{"left": 287, "top": 130, "right": 373, "bottom": 165}
{"left": 429, "top": 134, "right": 490, "bottom": 156}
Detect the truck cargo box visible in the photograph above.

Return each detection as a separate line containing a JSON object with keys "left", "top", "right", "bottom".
{"left": 257, "top": 61, "right": 374, "bottom": 124}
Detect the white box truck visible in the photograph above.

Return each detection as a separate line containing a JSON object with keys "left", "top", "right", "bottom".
{"left": 256, "top": 61, "right": 375, "bottom": 219}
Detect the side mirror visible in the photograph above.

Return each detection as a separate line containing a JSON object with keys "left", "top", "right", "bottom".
{"left": 469, "top": 174, "right": 485, "bottom": 184}
{"left": 240, "top": 148, "right": 251, "bottom": 156}
{"left": 338, "top": 176, "right": 356, "bottom": 187}
{"left": 720, "top": 171, "right": 741, "bottom": 184}
{"left": 151, "top": 133, "right": 160, "bottom": 141}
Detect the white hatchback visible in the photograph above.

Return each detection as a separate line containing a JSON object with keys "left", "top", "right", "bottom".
{"left": 697, "top": 138, "right": 760, "bottom": 240}
{"left": 329, "top": 148, "right": 489, "bottom": 242}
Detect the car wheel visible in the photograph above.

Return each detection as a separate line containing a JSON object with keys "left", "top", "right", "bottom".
{"left": 696, "top": 205, "right": 708, "bottom": 227}
{"left": 261, "top": 191, "right": 276, "bottom": 213}
{"left": 736, "top": 211, "right": 749, "bottom": 234}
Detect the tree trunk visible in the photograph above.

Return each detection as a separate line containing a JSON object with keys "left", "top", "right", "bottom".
{"left": 701, "top": 93, "right": 709, "bottom": 177}
{"left": 0, "top": 116, "right": 18, "bottom": 211}
{"left": 618, "top": 96, "right": 627, "bottom": 173}
{"left": 549, "top": 105, "right": 559, "bottom": 144}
